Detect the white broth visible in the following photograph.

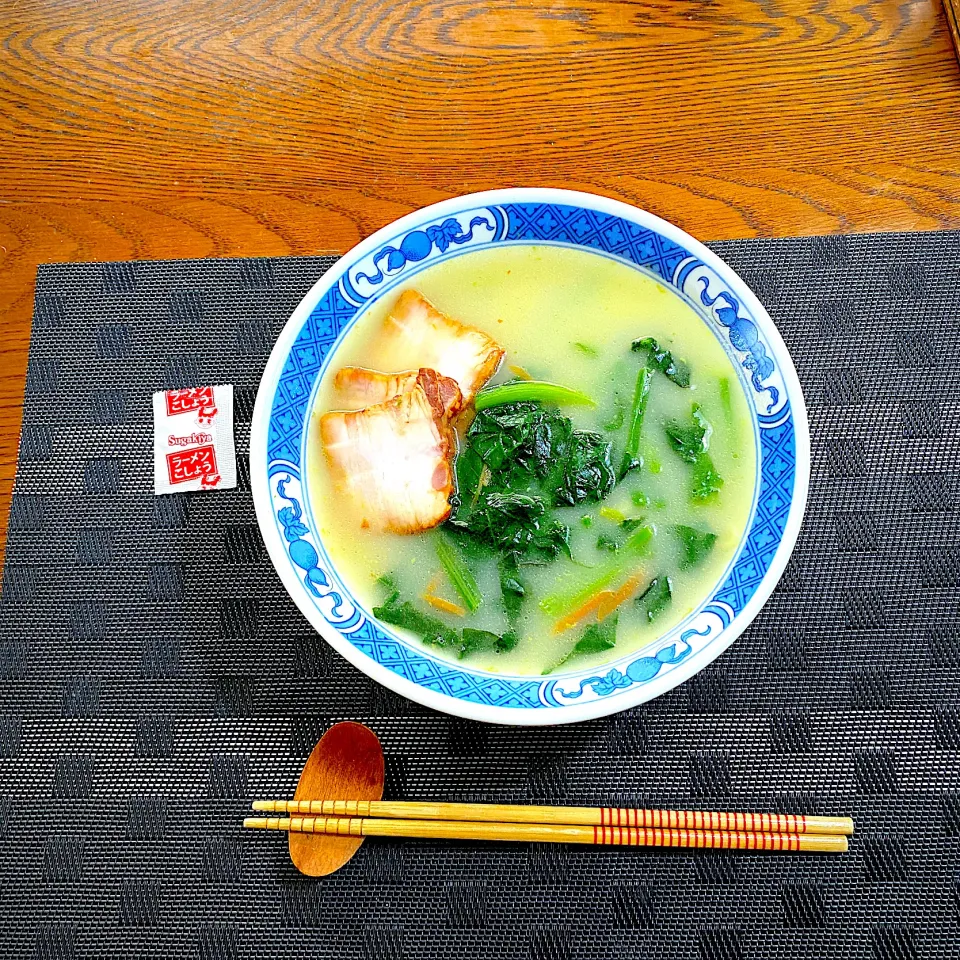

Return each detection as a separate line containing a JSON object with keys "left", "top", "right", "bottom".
{"left": 308, "top": 244, "right": 756, "bottom": 675}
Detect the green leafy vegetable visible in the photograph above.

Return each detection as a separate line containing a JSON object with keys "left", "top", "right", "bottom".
{"left": 475, "top": 380, "right": 595, "bottom": 411}
{"left": 675, "top": 525, "right": 718, "bottom": 569}
{"left": 455, "top": 628, "right": 521, "bottom": 659}
{"left": 619, "top": 366, "right": 653, "bottom": 477}
{"left": 553, "top": 431, "right": 616, "bottom": 506}
{"left": 580, "top": 515, "right": 594, "bottom": 528}
{"left": 544, "top": 613, "right": 619, "bottom": 674}
{"left": 499, "top": 556, "right": 526, "bottom": 625}
{"left": 631, "top": 490, "right": 650, "bottom": 508}
{"left": 453, "top": 445, "right": 487, "bottom": 515}
{"left": 466, "top": 402, "right": 572, "bottom": 484}
{"left": 692, "top": 454, "right": 724, "bottom": 503}
{"left": 461, "top": 629, "right": 513, "bottom": 659}
{"left": 574, "top": 342, "right": 598, "bottom": 357}
{"left": 665, "top": 404, "right": 712, "bottom": 463}
{"left": 450, "top": 491, "right": 570, "bottom": 564}
{"left": 435, "top": 533, "right": 482, "bottom": 613}
{"left": 632, "top": 336, "right": 691, "bottom": 388}
{"left": 457, "top": 628, "right": 498, "bottom": 658}
{"left": 597, "top": 517, "right": 645, "bottom": 554}
{"left": 374, "top": 588, "right": 459, "bottom": 650}
{"left": 636, "top": 576, "right": 672, "bottom": 622}
{"left": 541, "top": 525, "right": 654, "bottom": 617}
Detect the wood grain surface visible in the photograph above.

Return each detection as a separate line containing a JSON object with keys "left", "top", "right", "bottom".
{"left": 1, "top": 0, "right": 959, "bottom": 553}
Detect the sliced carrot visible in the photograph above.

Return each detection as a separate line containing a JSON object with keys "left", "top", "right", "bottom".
{"left": 596, "top": 572, "right": 646, "bottom": 621}
{"left": 552, "top": 570, "right": 645, "bottom": 634}
{"left": 425, "top": 595, "right": 467, "bottom": 616}
{"left": 423, "top": 572, "right": 466, "bottom": 617}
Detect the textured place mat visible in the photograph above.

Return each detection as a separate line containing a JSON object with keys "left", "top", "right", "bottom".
{"left": 1, "top": 232, "right": 959, "bottom": 959}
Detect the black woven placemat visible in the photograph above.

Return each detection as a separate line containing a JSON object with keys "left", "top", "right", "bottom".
{"left": 1, "top": 233, "right": 959, "bottom": 959}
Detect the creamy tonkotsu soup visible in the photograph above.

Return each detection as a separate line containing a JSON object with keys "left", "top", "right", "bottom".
{"left": 309, "top": 245, "right": 756, "bottom": 676}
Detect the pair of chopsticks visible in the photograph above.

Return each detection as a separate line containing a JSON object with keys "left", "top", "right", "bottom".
{"left": 245, "top": 799, "right": 853, "bottom": 852}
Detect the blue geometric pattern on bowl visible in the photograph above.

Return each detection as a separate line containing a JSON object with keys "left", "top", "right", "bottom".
{"left": 264, "top": 201, "right": 796, "bottom": 710}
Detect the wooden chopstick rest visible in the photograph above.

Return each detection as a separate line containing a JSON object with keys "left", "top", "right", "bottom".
{"left": 244, "top": 815, "right": 848, "bottom": 853}
{"left": 251, "top": 799, "right": 853, "bottom": 837}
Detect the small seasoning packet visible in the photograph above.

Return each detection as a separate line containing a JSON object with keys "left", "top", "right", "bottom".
{"left": 153, "top": 385, "right": 236, "bottom": 494}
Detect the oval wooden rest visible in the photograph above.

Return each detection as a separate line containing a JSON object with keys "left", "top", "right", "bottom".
{"left": 289, "top": 722, "right": 384, "bottom": 876}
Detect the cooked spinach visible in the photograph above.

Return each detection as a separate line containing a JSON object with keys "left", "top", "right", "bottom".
{"left": 632, "top": 336, "right": 691, "bottom": 388}
{"left": 541, "top": 525, "right": 654, "bottom": 618}
{"left": 619, "top": 365, "right": 653, "bottom": 478}
{"left": 544, "top": 613, "right": 619, "bottom": 674}
{"left": 375, "top": 580, "right": 517, "bottom": 661}
{"left": 631, "top": 489, "right": 650, "bottom": 508}
{"left": 691, "top": 453, "right": 724, "bottom": 503}
{"left": 450, "top": 490, "right": 570, "bottom": 564}
{"left": 665, "top": 404, "right": 712, "bottom": 463}
{"left": 374, "top": 588, "right": 460, "bottom": 650}
{"left": 458, "top": 627, "right": 519, "bottom": 658}
{"left": 466, "top": 402, "right": 572, "bottom": 485}
{"left": 636, "top": 576, "right": 673, "bottom": 622}
{"left": 675, "top": 524, "right": 717, "bottom": 569}
{"left": 553, "top": 430, "right": 616, "bottom": 506}
{"left": 498, "top": 556, "right": 526, "bottom": 624}
{"left": 596, "top": 516, "right": 645, "bottom": 554}
{"left": 453, "top": 445, "right": 487, "bottom": 515}
{"left": 475, "top": 380, "right": 595, "bottom": 411}
{"left": 435, "top": 532, "right": 482, "bottom": 612}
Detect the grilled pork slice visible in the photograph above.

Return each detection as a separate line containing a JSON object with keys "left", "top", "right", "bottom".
{"left": 334, "top": 366, "right": 463, "bottom": 418}
{"left": 380, "top": 290, "right": 503, "bottom": 403}
{"left": 320, "top": 369, "right": 460, "bottom": 534}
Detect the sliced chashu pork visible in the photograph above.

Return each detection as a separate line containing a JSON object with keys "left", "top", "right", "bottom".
{"left": 320, "top": 369, "right": 463, "bottom": 534}
{"left": 333, "top": 366, "right": 462, "bottom": 418}
{"left": 378, "top": 290, "right": 503, "bottom": 403}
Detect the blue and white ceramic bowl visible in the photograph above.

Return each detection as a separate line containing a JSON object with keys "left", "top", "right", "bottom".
{"left": 251, "top": 189, "right": 809, "bottom": 725}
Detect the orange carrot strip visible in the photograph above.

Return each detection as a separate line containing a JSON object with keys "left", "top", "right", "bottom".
{"left": 553, "top": 570, "right": 645, "bottom": 634}
{"left": 553, "top": 594, "right": 605, "bottom": 635}
{"left": 423, "top": 572, "right": 466, "bottom": 616}
{"left": 596, "top": 572, "right": 646, "bottom": 621}
{"left": 424, "top": 594, "right": 466, "bottom": 617}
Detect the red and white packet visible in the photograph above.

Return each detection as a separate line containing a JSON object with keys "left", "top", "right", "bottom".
{"left": 152, "top": 385, "right": 236, "bottom": 494}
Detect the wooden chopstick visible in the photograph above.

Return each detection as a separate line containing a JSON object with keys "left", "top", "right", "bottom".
{"left": 251, "top": 799, "right": 853, "bottom": 836}
{"left": 243, "top": 815, "right": 848, "bottom": 852}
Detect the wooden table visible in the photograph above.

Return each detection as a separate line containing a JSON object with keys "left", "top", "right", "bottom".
{"left": 1, "top": 0, "right": 959, "bottom": 554}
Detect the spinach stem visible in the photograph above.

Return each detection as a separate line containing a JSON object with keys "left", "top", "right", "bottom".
{"left": 540, "top": 525, "right": 653, "bottom": 617}
{"left": 474, "top": 380, "right": 595, "bottom": 411}
{"left": 619, "top": 366, "right": 653, "bottom": 477}
{"left": 435, "top": 533, "right": 482, "bottom": 613}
